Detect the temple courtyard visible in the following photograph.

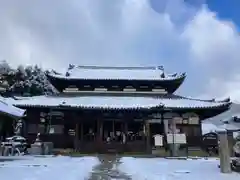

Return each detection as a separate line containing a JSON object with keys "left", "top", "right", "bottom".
{"left": 0, "top": 155, "right": 239, "bottom": 180}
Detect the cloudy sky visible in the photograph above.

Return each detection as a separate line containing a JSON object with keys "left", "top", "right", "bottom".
{"left": 0, "top": 0, "right": 239, "bottom": 101}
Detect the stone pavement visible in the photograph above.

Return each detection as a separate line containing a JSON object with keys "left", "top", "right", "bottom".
{"left": 88, "top": 155, "right": 131, "bottom": 180}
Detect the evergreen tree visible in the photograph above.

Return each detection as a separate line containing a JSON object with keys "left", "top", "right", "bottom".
{"left": 0, "top": 61, "right": 57, "bottom": 96}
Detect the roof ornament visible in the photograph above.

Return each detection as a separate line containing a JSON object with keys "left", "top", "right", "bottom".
{"left": 65, "top": 72, "right": 70, "bottom": 77}
{"left": 218, "top": 97, "right": 231, "bottom": 103}
{"left": 157, "top": 66, "right": 165, "bottom": 78}
{"left": 68, "top": 64, "right": 75, "bottom": 71}
{"left": 160, "top": 72, "right": 165, "bottom": 78}
{"left": 210, "top": 98, "right": 215, "bottom": 102}
{"left": 171, "top": 73, "right": 177, "bottom": 77}
{"left": 51, "top": 70, "right": 61, "bottom": 75}
{"left": 157, "top": 66, "right": 164, "bottom": 71}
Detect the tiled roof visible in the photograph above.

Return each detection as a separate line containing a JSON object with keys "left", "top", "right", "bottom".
{"left": 7, "top": 95, "right": 231, "bottom": 110}
{"left": 0, "top": 96, "right": 25, "bottom": 117}
{"left": 48, "top": 65, "right": 186, "bottom": 81}
{"left": 218, "top": 124, "right": 240, "bottom": 131}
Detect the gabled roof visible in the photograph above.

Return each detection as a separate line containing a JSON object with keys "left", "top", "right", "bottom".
{"left": 205, "top": 103, "right": 240, "bottom": 125}
{"left": 47, "top": 65, "right": 186, "bottom": 81}
{"left": 0, "top": 96, "right": 25, "bottom": 118}
{"left": 7, "top": 94, "right": 231, "bottom": 111}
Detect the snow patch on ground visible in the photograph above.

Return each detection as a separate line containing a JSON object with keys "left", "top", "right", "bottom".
{"left": 118, "top": 157, "right": 240, "bottom": 180}
{"left": 0, "top": 155, "right": 99, "bottom": 180}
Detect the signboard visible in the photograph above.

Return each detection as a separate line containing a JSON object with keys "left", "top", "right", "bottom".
{"left": 189, "top": 117, "right": 199, "bottom": 124}
{"left": 167, "top": 133, "right": 186, "bottom": 144}
{"left": 153, "top": 134, "right": 163, "bottom": 146}
{"left": 203, "top": 132, "right": 218, "bottom": 140}
{"left": 49, "top": 127, "right": 55, "bottom": 134}
{"left": 202, "top": 132, "right": 218, "bottom": 146}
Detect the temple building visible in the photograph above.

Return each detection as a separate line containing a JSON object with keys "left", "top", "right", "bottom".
{"left": 7, "top": 65, "right": 231, "bottom": 153}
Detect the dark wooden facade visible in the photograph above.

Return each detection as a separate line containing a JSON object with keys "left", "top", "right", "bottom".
{"left": 16, "top": 105, "right": 222, "bottom": 153}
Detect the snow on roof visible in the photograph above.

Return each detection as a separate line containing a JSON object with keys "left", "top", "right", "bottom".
{"left": 9, "top": 95, "right": 230, "bottom": 110}
{"left": 11, "top": 96, "right": 163, "bottom": 109}
{"left": 218, "top": 123, "right": 240, "bottom": 131}
{"left": 49, "top": 65, "right": 186, "bottom": 81}
{"left": 0, "top": 96, "right": 25, "bottom": 117}
{"left": 201, "top": 123, "right": 221, "bottom": 135}
{"left": 156, "top": 97, "right": 229, "bottom": 109}
{"left": 202, "top": 122, "right": 240, "bottom": 135}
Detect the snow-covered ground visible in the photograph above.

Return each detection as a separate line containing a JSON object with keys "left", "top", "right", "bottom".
{"left": 0, "top": 155, "right": 99, "bottom": 180}
{"left": 1, "top": 156, "right": 240, "bottom": 180}
{"left": 118, "top": 157, "right": 240, "bottom": 180}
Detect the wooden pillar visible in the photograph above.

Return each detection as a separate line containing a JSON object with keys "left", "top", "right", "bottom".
{"left": 112, "top": 120, "right": 115, "bottom": 137}
{"left": 163, "top": 119, "right": 168, "bottom": 151}
{"left": 96, "top": 119, "right": 103, "bottom": 153}
{"left": 74, "top": 122, "right": 79, "bottom": 150}
{"left": 171, "top": 118, "right": 177, "bottom": 157}
{"left": 80, "top": 122, "right": 83, "bottom": 141}
{"left": 124, "top": 122, "right": 128, "bottom": 138}
{"left": 97, "top": 119, "right": 103, "bottom": 142}
{"left": 22, "top": 118, "right": 27, "bottom": 137}
{"left": 218, "top": 130, "right": 231, "bottom": 173}
{"left": 163, "top": 119, "right": 168, "bottom": 135}
{"left": 123, "top": 121, "right": 128, "bottom": 145}
{"left": 145, "top": 120, "right": 151, "bottom": 154}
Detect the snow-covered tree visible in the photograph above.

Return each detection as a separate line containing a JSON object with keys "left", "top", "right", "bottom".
{"left": 9, "top": 65, "right": 58, "bottom": 96}
{"left": 0, "top": 60, "right": 13, "bottom": 75}
{"left": 0, "top": 61, "right": 58, "bottom": 96}
{"left": 0, "top": 60, "right": 16, "bottom": 89}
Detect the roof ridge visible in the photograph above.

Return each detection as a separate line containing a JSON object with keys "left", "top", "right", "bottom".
{"left": 178, "top": 95, "right": 231, "bottom": 104}
{"left": 74, "top": 65, "right": 164, "bottom": 70}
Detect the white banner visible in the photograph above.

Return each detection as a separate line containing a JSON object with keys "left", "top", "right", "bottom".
{"left": 167, "top": 133, "right": 186, "bottom": 144}
{"left": 154, "top": 134, "right": 163, "bottom": 146}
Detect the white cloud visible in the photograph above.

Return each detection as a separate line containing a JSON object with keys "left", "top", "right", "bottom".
{"left": 183, "top": 7, "right": 239, "bottom": 64}
{"left": 182, "top": 6, "right": 240, "bottom": 102}
{"left": 0, "top": 0, "right": 239, "bottom": 101}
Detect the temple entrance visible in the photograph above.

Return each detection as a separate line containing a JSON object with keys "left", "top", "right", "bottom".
{"left": 82, "top": 121, "right": 98, "bottom": 142}
{"left": 102, "top": 120, "right": 125, "bottom": 153}
{"left": 73, "top": 119, "right": 149, "bottom": 153}
{"left": 103, "top": 120, "right": 124, "bottom": 143}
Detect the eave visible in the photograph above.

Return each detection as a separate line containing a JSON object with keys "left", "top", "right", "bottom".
{"left": 45, "top": 72, "right": 186, "bottom": 94}
{"left": 9, "top": 95, "right": 231, "bottom": 115}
